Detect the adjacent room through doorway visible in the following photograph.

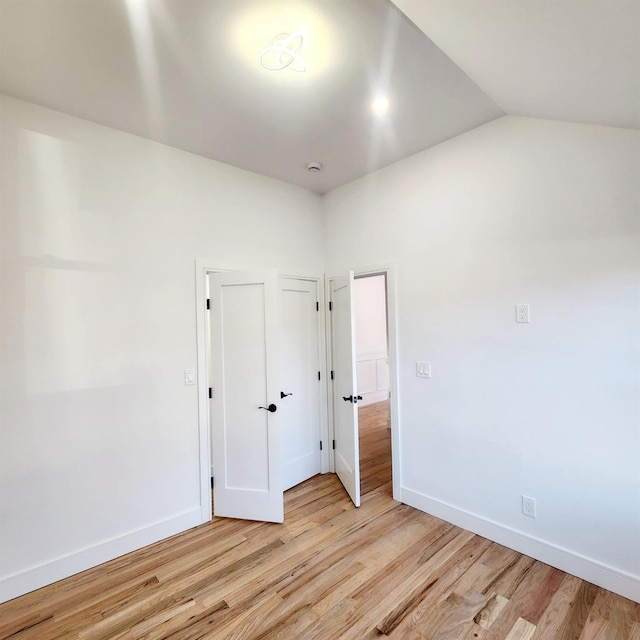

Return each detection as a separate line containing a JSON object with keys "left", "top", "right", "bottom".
{"left": 353, "top": 274, "right": 392, "bottom": 497}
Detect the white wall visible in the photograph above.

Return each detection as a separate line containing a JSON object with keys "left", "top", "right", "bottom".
{"left": 0, "top": 95, "right": 324, "bottom": 602}
{"left": 324, "top": 116, "right": 640, "bottom": 601}
{"left": 2, "top": 97, "right": 638, "bottom": 605}
{"left": 354, "top": 275, "right": 389, "bottom": 406}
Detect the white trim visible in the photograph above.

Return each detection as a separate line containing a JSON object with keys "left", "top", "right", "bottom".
{"left": 324, "top": 276, "right": 336, "bottom": 474}
{"left": 316, "top": 276, "right": 331, "bottom": 474}
{"left": 195, "top": 261, "right": 245, "bottom": 523}
{"left": 326, "top": 263, "right": 402, "bottom": 501}
{"left": 401, "top": 486, "right": 640, "bottom": 603}
{"left": 195, "top": 260, "right": 329, "bottom": 511}
{"left": 279, "top": 271, "right": 325, "bottom": 282}
{"left": 356, "top": 352, "right": 388, "bottom": 361}
{"left": 0, "top": 508, "right": 201, "bottom": 604}
{"left": 195, "top": 260, "right": 215, "bottom": 523}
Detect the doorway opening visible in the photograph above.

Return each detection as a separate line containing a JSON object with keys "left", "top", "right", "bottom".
{"left": 353, "top": 273, "right": 392, "bottom": 499}
{"left": 325, "top": 265, "right": 400, "bottom": 509}
{"left": 196, "top": 261, "right": 400, "bottom": 525}
{"left": 200, "top": 265, "right": 329, "bottom": 524}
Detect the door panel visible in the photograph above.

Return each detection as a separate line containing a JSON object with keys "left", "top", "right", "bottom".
{"left": 210, "top": 270, "right": 283, "bottom": 523}
{"left": 279, "top": 278, "right": 321, "bottom": 491}
{"left": 330, "top": 273, "right": 360, "bottom": 507}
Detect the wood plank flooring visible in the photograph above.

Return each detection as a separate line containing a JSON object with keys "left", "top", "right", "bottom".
{"left": 1, "top": 400, "right": 638, "bottom": 639}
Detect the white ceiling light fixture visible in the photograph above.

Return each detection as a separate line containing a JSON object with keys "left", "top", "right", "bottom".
{"left": 306, "top": 161, "right": 322, "bottom": 173}
{"left": 259, "top": 32, "right": 307, "bottom": 72}
{"left": 371, "top": 96, "right": 390, "bottom": 114}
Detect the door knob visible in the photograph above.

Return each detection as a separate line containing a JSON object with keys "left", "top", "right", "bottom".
{"left": 280, "top": 391, "right": 293, "bottom": 399}
{"left": 342, "top": 395, "right": 353, "bottom": 403}
{"left": 258, "top": 403, "right": 277, "bottom": 413}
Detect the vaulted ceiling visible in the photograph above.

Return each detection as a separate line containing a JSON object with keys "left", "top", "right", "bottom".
{"left": 392, "top": 0, "right": 640, "bottom": 131}
{"left": 1, "top": 1, "right": 637, "bottom": 193}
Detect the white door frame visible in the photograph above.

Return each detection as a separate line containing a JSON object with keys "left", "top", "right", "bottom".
{"left": 325, "top": 262, "right": 401, "bottom": 502}
{"left": 194, "top": 260, "right": 329, "bottom": 524}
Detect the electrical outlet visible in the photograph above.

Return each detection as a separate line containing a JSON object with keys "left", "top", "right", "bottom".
{"left": 522, "top": 495, "right": 536, "bottom": 518}
{"left": 516, "top": 304, "right": 530, "bottom": 323}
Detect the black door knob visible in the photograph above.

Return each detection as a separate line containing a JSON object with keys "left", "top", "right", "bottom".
{"left": 258, "top": 403, "right": 277, "bottom": 413}
{"left": 342, "top": 395, "right": 353, "bottom": 403}
{"left": 280, "top": 391, "right": 293, "bottom": 399}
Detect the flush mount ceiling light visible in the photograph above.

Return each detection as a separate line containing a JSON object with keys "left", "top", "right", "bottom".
{"left": 232, "top": 6, "right": 334, "bottom": 77}
{"left": 259, "top": 32, "right": 307, "bottom": 72}
{"left": 371, "top": 96, "right": 390, "bottom": 114}
{"left": 306, "top": 161, "right": 322, "bottom": 173}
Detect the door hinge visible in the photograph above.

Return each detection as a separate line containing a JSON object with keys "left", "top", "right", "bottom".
{"left": 332, "top": 439, "right": 336, "bottom": 450}
{"left": 329, "top": 301, "right": 333, "bottom": 311}
{"left": 206, "top": 298, "right": 210, "bottom": 310}
{"left": 210, "top": 476, "right": 214, "bottom": 488}
{"left": 208, "top": 387, "right": 212, "bottom": 399}
{"left": 318, "top": 371, "right": 321, "bottom": 381}
{"left": 316, "top": 301, "right": 319, "bottom": 311}
{"left": 330, "top": 370, "right": 334, "bottom": 380}
{"left": 320, "top": 441, "right": 323, "bottom": 451}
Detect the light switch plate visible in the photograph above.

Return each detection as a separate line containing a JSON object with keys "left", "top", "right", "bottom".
{"left": 416, "top": 361, "right": 431, "bottom": 378}
{"left": 184, "top": 369, "right": 196, "bottom": 386}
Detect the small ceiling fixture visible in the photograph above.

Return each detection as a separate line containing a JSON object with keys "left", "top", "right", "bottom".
{"left": 371, "top": 96, "right": 390, "bottom": 114}
{"left": 306, "top": 162, "right": 322, "bottom": 173}
{"left": 259, "top": 32, "right": 307, "bottom": 72}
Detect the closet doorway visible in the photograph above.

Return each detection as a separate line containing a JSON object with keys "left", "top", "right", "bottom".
{"left": 195, "top": 262, "right": 400, "bottom": 526}
{"left": 203, "top": 268, "right": 327, "bottom": 523}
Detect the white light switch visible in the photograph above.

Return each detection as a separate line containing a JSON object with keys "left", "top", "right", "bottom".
{"left": 184, "top": 369, "right": 196, "bottom": 386}
{"left": 516, "top": 304, "right": 530, "bottom": 323}
{"left": 416, "top": 361, "right": 431, "bottom": 378}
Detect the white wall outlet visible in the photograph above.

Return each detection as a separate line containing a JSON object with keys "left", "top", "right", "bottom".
{"left": 522, "top": 495, "right": 537, "bottom": 518}
{"left": 516, "top": 304, "right": 530, "bottom": 323}
{"left": 416, "top": 361, "right": 431, "bottom": 378}
{"left": 184, "top": 369, "right": 196, "bottom": 386}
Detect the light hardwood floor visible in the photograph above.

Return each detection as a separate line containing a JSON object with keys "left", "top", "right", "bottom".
{"left": 1, "top": 401, "right": 638, "bottom": 639}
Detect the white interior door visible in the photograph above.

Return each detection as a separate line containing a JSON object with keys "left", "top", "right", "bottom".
{"left": 210, "top": 270, "right": 283, "bottom": 523}
{"left": 330, "top": 273, "right": 360, "bottom": 507}
{"left": 279, "top": 277, "right": 322, "bottom": 490}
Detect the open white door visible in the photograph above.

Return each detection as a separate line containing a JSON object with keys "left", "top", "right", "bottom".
{"left": 330, "top": 273, "right": 360, "bottom": 507}
{"left": 210, "top": 270, "right": 283, "bottom": 523}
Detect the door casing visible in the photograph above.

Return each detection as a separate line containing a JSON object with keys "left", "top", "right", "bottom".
{"left": 194, "top": 261, "right": 330, "bottom": 524}
{"left": 325, "top": 263, "right": 401, "bottom": 503}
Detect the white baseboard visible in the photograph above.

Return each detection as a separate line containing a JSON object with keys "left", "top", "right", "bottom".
{"left": 0, "top": 507, "right": 203, "bottom": 605}
{"left": 401, "top": 487, "right": 640, "bottom": 603}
